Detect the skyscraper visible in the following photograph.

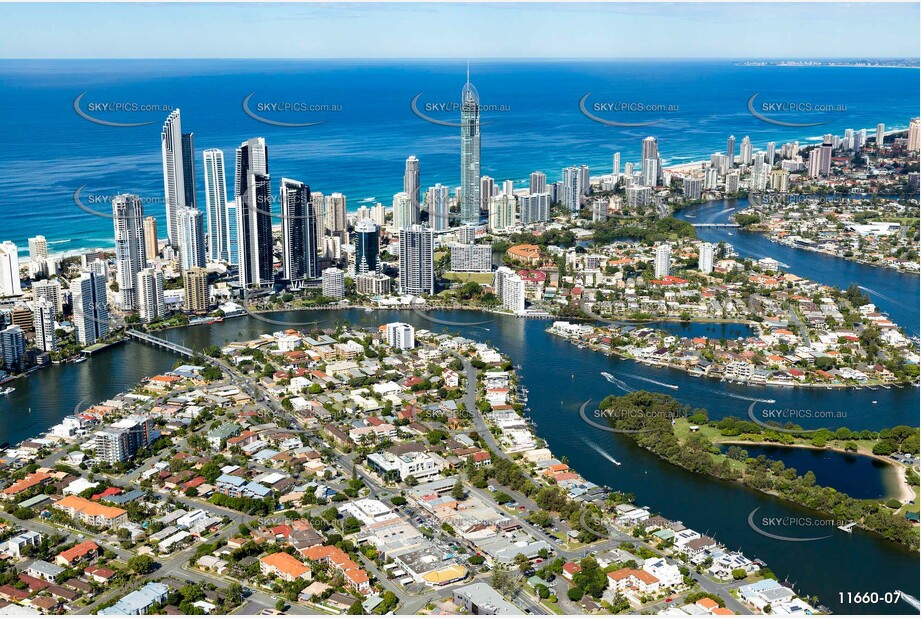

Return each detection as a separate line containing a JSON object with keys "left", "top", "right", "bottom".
{"left": 28, "top": 236, "right": 47, "bottom": 262}
{"left": 480, "top": 176, "right": 495, "bottom": 213}
{"left": 143, "top": 216, "right": 159, "bottom": 261}
{"left": 136, "top": 267, "right": 165, "bottom": 323}
{"left": 562, "top": 166, "right": 584, "bottom": 212}
{"left": 642, "top": 159, "right": 658, "bottom": 187}
{"left": 354, "top": 218, "right": 380, "bottom": 275}
{"left": 112, "top": 194, "right": 147, "bottom": 310}
{"left": 161, "top": 109, "right": 194, "bottom": 248}
{"left": 280, "top": 178, "right": 318, "bottom": 284}
{"left": 488, "top": 194, "right": 515, "bottom": 232}
{"left": 808, "top": 142, "right": 833, "bottom": 178}
{"left": 613, "top": 152, "right": 621, "bottom": 177}
{"left": 183, "top": 267, "right": 210, "bottom": 313}
{"left": 322, "top": 267, "right": 345, "bottom": 299}
{"left": 654, "top": 243, "right": 671, "bottom": 278}
{"left": 642, "top": 137, "right": 661, "bottom": 182}
{"left": 392, "top": 192, "right": 415, "bottom": 230}
{"left": 529, "top": 171, "right": 546, "bottom": 195}
{"left": 0, "top": 241, "right": 22, "bottom": 297}
{"left": 181, "top": 132, "right": 197, "bottom": 208}
{"left": 399, "top": 225, "right": 434, "bottom": 295}
{"left": 203, "top": 148, "right": 228, "bottom": 262}
{"left": 235, "top": 137, "right": 273, "bottom": 288}
{"left": 71, "top": 270, "right": 108, "bottom": 345}
{"left": 726, "top": 135, "right": 736, "bottom": 167}
{"left": 325, "top": 193, "right": 347, "bottom": 242}
{"left": 225, "top": 201, "right": 239, "bottom": 266}
{"left": 876, "top": 123, "right": 885, "bottom": 148}
{"left": 311, "top": 191, "right": 325, "bottom": 247}
{"left": 33, "top": 279, "right": 62, "bottom": 314}
{"left": 519, "top": 193, "right": 550, "bottom": 225}
{"left": 460, "top": 70, "right": 481, "bottom": 225}
{"left": 908, "top": 117, "right": 920, "bottom": 152}
{"left": 739, "top": 136, "right": 753, "bottom": 166}
{"left": 494, "top": 266, "right": 525, "bottom": 313}
{"left": 404, "top": 155, "right": 420, "bottom": 220}
{"left": 32, "top": 299, "right": 56, "bottom": 352}
{"left": 0, "top": 326, "right": 26, "bottom": 371}
{"left": 426, "top": 184, "right": 450, "bottom": 231}
{"left": 178, "top": 207, "right": 206, "bottom": 271}
{"left": 698, "top": 242, "right": 714, "bottom": 274}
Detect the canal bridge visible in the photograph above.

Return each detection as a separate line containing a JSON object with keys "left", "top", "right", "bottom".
{"left": 126, "top": 329, "right": 196, "bottom": 358}
{"left": 690, "top": 223, "right": 740, "bottom": 228}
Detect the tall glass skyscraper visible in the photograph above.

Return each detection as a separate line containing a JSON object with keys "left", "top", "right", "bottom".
{"left": 235, "top": 137, "right": 273, "bottom": 288}
{"left": 161, "top": 109, "right": 195, "bottom": 248}
{"left": 460, "top": 70, "right": 481, "bottom": 225}
{"left": 354, "top": 218, "right": 380, "bottom": 275}
{"left": 203, "top": 148, "right": 228, "bottom": 262}
{"left": 280, "top": 178, "right": 318, "bottom": 284}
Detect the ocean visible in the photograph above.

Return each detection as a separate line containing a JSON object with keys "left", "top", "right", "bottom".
{"left": 0, "top": 59, "right": 918, "bottom": 257}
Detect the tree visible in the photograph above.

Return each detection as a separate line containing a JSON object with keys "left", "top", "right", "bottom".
{"left": 127, "top": 554, "right": 155, "bottom": 574}
{"left": 731, "top": 568, "right": 748, "bottom": 580}
{"left": 275, "top": 600, "right": 287, "bottom": 612}
{"left": 535, "top": 584, "right": 550, "bottom": 599}
{"left": 567, "top": 586, "right": 584, "bottom": 602}
{"left": 226, "top": 583, "right": 243, "bottom": 606}
{"left": 347, "top": 601, "right": 365, "bottom": 615}
{"left": 451, "top": 479, "right": 466, "bottom": 501}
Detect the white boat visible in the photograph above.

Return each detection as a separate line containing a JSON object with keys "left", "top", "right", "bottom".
{"left": 0, "top": 387, "right": 14, "bottom": 395}
{"left": 73, "top": 357, "right": 87, "bottom": 364}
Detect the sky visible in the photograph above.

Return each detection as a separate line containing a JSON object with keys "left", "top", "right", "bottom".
{"left": 1, "top": 2, "right": 918, "bottom": 59}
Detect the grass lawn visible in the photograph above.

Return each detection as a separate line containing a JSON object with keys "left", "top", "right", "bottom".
{"left": 443, "top": 271, "right": 495, "bottom": 284}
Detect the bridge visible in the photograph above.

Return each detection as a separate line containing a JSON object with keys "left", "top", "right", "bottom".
{"left": 690, "top": 223, "right": 740, "bottom": 228}
{"left": 126, "top": 329, "right": 196, "bottom": 358}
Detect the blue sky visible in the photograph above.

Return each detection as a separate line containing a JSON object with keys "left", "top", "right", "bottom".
{"left": 2, "top": 2, "right": 918, "bottom": 59}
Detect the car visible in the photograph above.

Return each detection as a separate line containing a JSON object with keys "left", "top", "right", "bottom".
{"left": 518, "top": 505, "right": 526, "bottom": 511}
{"left": 666, "top": 598, "right": 673, "bottom": 603}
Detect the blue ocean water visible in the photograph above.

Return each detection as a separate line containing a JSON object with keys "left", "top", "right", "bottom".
{"left": 0, "top": 59, "right": 918, "bottom": 257}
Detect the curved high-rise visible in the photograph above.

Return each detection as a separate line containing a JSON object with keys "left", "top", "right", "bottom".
{"left": 460, "top": 71, "right": 481, "bottom": 225}
{"left": 354, "top": 218, "right": 380, "bottom": 275}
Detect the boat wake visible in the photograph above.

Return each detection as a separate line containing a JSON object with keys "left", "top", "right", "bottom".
{"left": 716, "top": 390, "right": 776, "bottom": 404}
{"left": 601, "top": 372, "right": 635, "bottom": 393}
{"left": 619, "top": 372, "right": 679, "bottom": 390}
{"left": 858, "top": 286, "right": 913, "bottom": 311}
{"left": 583, "top": 437, "right": 621, "bottom": 466}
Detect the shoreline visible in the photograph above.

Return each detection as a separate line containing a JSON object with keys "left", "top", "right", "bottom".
{"left": 549, "top": 327, "right": 916, "bottom": 391}
{"left": 716, "top": 439, "right": 915, "bottom": 503}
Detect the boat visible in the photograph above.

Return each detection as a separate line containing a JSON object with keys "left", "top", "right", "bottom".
{"left": 73, "top": 357, "right": 87, "bottom": 364}
{"left": 0, "top": 387, "right": 14, "bottom": 395}
{"left": 872, "top": 400, "right": 877, "bottom": 404}
{"left": 365, "top": 308, "right": 373, "bottom": 313}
